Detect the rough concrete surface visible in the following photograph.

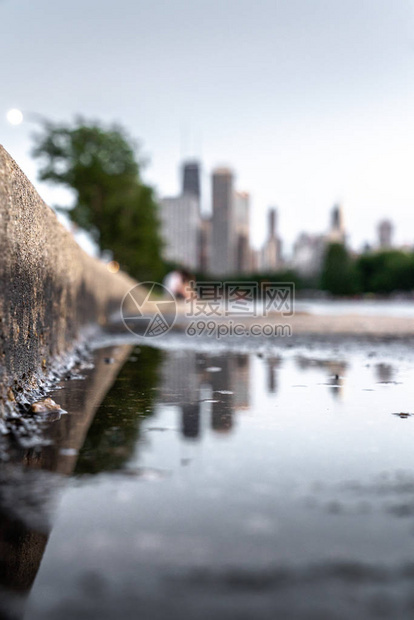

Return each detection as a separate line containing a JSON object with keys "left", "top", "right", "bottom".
{"left": 0, "top": 145, "right": 137, "bottom": 417}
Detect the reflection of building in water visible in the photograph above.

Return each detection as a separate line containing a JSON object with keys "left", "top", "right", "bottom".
{"left": 266, "top": 357, "right": 281, "bottom": 393}
{"left": 160, "top": 351, "right": 201, "bottom": 440}
{"left": 294, "top": 355, "right": 347, "bottom": 399}
{"left": 295, "top": 356, "right": 347, "bottom": 374}
{"left": 325, "top": 361, "right": 346, "bottom": 399}
{"left": 205, "top": 356, "right": 235, "bottom": 433}
{"left": 181, "top": 404, "right": 200, "bottom": 439}
{"left": 160, "top": 352, "right": 250, "bottom": 437}
{"left": 160, "top": 352, "right": 200, "bottom": 404}
{"left": 232, "top": 354, "right": 250, "bottom": 410}
{"left": 327, "top": 369, "right": 342, "bottom": 398}
{"left": 375, "top": 363, "right": 394, "bottom": 383}
{"left": 206, "top": 354, "right": 250, "bottom": 431}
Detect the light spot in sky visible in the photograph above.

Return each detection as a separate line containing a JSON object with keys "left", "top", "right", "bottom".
{"left": 6, "top": 108, "right": 23, "bottom": 126}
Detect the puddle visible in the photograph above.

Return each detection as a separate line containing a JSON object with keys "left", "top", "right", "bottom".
{"left": 3, "top": 341, "right": 414, "bottom": 618}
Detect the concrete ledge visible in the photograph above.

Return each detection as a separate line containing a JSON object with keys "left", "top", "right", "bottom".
{"left": 0, "top": 145, "right": 137, "bottom": 417}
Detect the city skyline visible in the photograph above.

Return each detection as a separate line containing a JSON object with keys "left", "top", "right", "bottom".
{"left": 159, "top": 157, "right": 400, "bottom": 276}
{"left": 2, "top": 1, "right": 414, "bottom": 252}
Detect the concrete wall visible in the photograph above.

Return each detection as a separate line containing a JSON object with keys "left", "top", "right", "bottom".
{"left": 0, "top": 145, "right": 137, "bottom": 417}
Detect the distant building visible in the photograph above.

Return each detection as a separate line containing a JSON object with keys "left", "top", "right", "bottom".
{"left": 378, "top": 219, "right": 393, "bottom": 249}
{"left": 234, "top": 191, "right": 251, "bottom": 273}
{"left": 210, "top": 168, "right": 235, "bottom": 275}
{"left": 159, "top": 194, "right": 199, "bottom": 271}
{"left": 328, "top": 204, "right": 345, "bottom": 244}
{"left": 182, "top": 160, "right": 209, "bottom": 272}
{"left": 198, "top": 216, "right": 211, "bottom": 273}
{"left": 159, "top": 160, "right": 204, "bottom": 272}
{"left": 250, "top": 248, "right": 261, "bottom": 273}
{"left": 292, "top": 232, "right": 325, "bottom": 278}
{"left": 261, "top": 208, "right": 283, "bottom": 272}
{"left": 182, "top": 160, "right": 201, "bottom": 199}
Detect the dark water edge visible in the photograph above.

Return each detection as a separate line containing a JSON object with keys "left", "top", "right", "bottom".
{"left": 3, "top": 335, "right": 414, "bottom": 619}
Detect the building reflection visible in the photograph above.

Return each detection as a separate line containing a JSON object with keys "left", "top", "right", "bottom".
{"left": 160, "top": 351, "right": 201, "bottom": 439}
{"left": 295, "top": 355, "right": 347, "bottom": 398}
{"left": 208, "top": 356, "right": 235, "bottom": 433}
{"left": 0, "top": 342, "right": 403, "bottom": 620}
{"left": 233, "top": 354, "right": 250, "bottom": 409}
{"left": 327, "top": 363, "right": 344, "bottom": 399}
{"left": 266, "top": 356, "right": 281, "bottom": 393}
{"left": 0, "top": 347, "right": 254, "bottom": 617}
{"left": 375, "top": 363, "right": 394, "bottom": 383}
{"left": 181, "top": 403, "right": 200, "bottom": 438}
{"left": 159, "top": 351, "right": 251, "bottom": 438}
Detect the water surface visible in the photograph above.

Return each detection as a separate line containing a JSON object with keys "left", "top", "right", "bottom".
{"left": 3, "top": 340, "right": 414, "bottom": 619}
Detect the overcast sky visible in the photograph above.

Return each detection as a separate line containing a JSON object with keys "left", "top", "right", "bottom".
{"left": 2, "top": 0, "right": 414, "bottom": 252}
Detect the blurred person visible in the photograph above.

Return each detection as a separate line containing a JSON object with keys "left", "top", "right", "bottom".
{"left": 163, "top": 270, "right": 183, "bottom": 298}
{"left": 180, "top": 269, "right": 194, "bottom": 301}
{"left": 163, "top": 269, "right": 194, "bottom": 300}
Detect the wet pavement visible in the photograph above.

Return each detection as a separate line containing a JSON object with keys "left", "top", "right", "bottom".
{"left": 3, "top": 336, "right": 414, "bottom": 618}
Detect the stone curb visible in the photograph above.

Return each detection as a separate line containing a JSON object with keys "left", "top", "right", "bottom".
{"left": 0, "top": 145, "right": 139, "bottom": 418}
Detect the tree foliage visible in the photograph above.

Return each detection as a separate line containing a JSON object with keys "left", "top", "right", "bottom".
{"left": 320, "top": 243, "right": 358, "bottom": 295}
{"left": 320, "top": 244, "right": 414, "bottom": 295}
{"left": 31, "top": 118, "right": 164, "bottom": 281}
{"left": 355, "top": 250, "right": 414, "bottom": 294}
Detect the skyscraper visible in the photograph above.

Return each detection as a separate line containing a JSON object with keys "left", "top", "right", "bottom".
{"left": 234, "top": 191, "right": 251, "bottom": 273}
{"left": 210, "top": 168, "right": 235, "bottom": 275}
{"left": 261, "top": 207, "right": 282, "bottom": 271}
{"left": 269, "top": 209, "right": 276, "bottom": 237}
{"left": 292, "top": 232, "right": 325, "bottom": 277}
{"left": 182, "top": 160, "right": 201, "bottom": 199}
{"left": 159, "top": 194, "right": 199, "bottom": 270}
{"left": 378, "top": 219, "right": 393, "bottom": 249}
{"left": 328, "top": 204, "right": 345, "bottom": 243}
{"left": 198, "top": 216, "right": 211, "bottom": 274}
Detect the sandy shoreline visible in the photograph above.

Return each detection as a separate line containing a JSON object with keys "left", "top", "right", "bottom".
{"left": 265, "top": 313, "right": 414, "bottom": 336}
{"left": 173, "top": 303, "right": 414, "bottom": 337}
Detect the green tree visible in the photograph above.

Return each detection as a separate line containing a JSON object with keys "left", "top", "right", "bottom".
{"left": 355, "top": 250, "right": 414, "bottom": 294}
{"left": 31, "top": 117, "right": 164, "bottom": 281}
{"left": 320, "top": 243, "right": 358, "bottom": 295}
